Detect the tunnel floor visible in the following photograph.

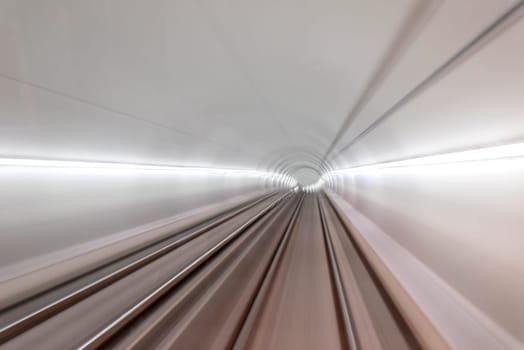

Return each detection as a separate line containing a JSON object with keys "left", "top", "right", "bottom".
{"left": 0, "top": 192, "right": 421, "bottom": 349}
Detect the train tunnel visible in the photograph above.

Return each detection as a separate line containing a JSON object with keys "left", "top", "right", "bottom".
{"left": 1, "top": 1, "right": 524, "bottom": 349}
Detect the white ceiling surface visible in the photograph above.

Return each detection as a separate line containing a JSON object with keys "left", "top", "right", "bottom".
{"left": 330, "top": 0, "right": 523, "bottom": 167}
{"left": 0, "top": 0, "right": 521, "bottom": 183}
{"left": 0, "top": 0, "right": 416, "bottom": 184}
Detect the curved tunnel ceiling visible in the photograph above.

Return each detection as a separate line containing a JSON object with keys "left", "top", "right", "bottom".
{"left": 0, "top": 0, "right": 522, "bottom": 185}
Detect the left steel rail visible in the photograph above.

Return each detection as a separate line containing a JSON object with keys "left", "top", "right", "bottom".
{"left": 0, "top": 191, "right": 282, "bottom": 344}
{"left": 77, "top": 191, "right": 292, "bottom": 349}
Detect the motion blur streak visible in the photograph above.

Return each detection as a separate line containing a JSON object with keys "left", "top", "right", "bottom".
{"left": 328, "top": 141, "right": 524, "bottom": 176}
{"left": 2, "top": 0, "right": 524, "bottom": 349}
{"left": 0, "top": 157, "right": 296, "bottom": 185}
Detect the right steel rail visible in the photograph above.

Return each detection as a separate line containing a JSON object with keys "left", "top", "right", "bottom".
{"left": 318, "top": 194, "right": 359, "bottom": 350}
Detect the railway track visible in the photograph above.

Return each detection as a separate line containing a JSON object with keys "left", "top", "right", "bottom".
{"left": 0, "top": 192, "right": 421, "bottom": 349}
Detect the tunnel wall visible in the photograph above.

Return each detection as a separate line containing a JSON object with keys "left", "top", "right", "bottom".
{"left": 0, "top": 167, "right": 277, "bottom": 274}
{"left": 0, "top": 167, "right": 286, "bottom": 308}
{"left": 326, "top": 162, "right": 524, "bottom": 348}
{"left": 322, "top": 6, "right": 524, "bottom": 346}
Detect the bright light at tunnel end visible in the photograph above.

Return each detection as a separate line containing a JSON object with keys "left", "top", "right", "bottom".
{"left": 302, "top": 178, "right": 324, "bottom": 193}
{"left": 0, "top": 157, "right": 298, "bottom": 187}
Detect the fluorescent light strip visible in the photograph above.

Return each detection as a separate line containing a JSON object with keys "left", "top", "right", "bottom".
{"left": 328, "top": 142, "right": 524, "bottom": 176}
{"left": 0, "top": 157, "right": 297, "bottom": 186}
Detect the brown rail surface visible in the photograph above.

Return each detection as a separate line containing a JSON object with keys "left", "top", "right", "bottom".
{"left": 0, "top": 192, "right": 279, "bottom": 340}
{"left": 0, "top": 192, "right": 420, "bottom": 349}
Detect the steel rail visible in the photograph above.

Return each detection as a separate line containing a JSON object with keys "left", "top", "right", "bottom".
{"left": 318, "top": 195, "right": 359, "bottom": 350}
{"left": 0, "top": 191, "right": 280, "bottom": 343}
{"left": 322, "top": 193, "right": 422, "bottom": 349}
{"left": 231, "top": 193, "right": 304, "bottom": 350}
{"left": 76, "top": 191, "right": 292, "bottom": 349}
{"left": 111, "top": 196, "right": 301, "bottom": 349}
